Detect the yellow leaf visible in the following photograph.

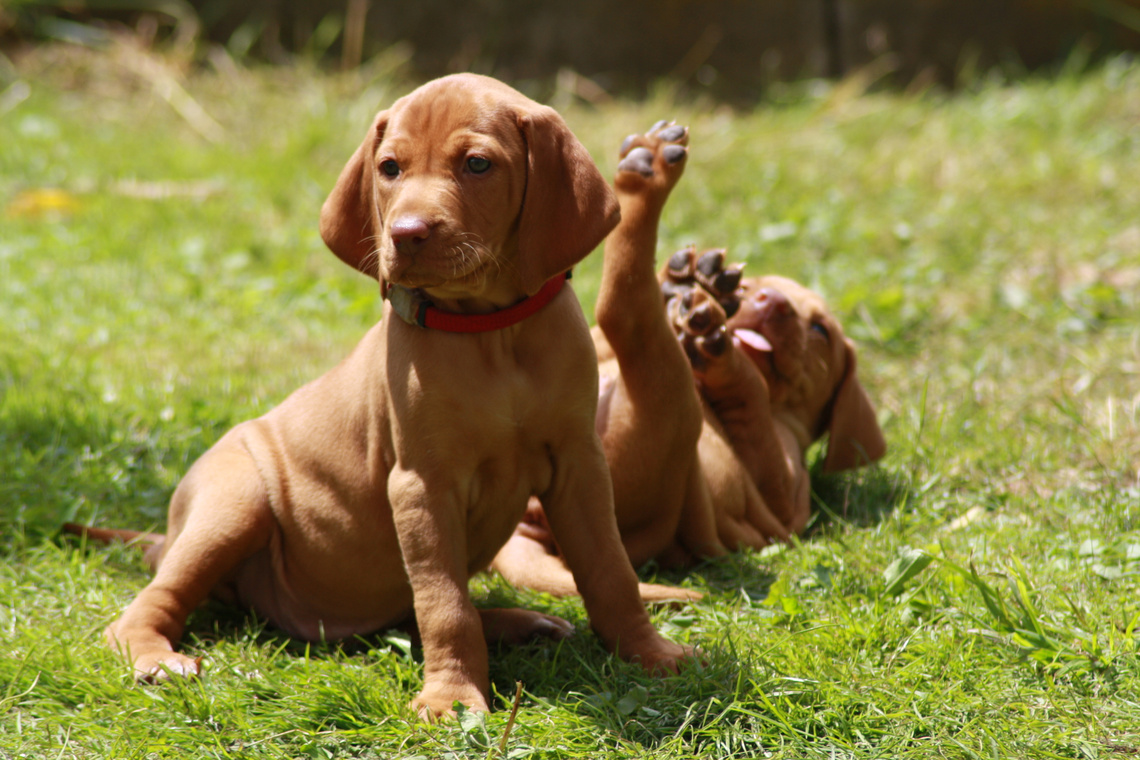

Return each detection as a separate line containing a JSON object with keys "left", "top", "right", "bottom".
{"left": 6, "top": 188, "right": 81, "bottom": 218}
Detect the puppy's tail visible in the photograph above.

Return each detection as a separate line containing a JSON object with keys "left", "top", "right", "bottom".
{"left": 62, "top": 522, "right": 165, "bottom": 570}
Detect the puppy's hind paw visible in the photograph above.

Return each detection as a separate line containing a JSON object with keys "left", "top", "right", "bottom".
{"left": 479, "top": 608, "right": 575, "bottom": 645}
{"left": 615, "top": 120, "right": 688, "bottom": 198}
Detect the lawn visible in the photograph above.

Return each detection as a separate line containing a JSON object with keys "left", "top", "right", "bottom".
{"left": 2, "top": 41, "right": 1139, "bottom": 759}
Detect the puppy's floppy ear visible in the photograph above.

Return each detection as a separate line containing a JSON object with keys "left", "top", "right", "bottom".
{"left": 320, "top": 110, "right": 388, "bottom": 284}
{"left": 823, "top": 340, "right": 887, "bottom": 473}
{"left": 515, "top": 106, "right": 620, "bottom": 295}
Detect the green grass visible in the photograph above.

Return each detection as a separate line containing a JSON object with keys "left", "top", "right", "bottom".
{"left": 3, "top": 43, "right": 1140, "bottom": 758}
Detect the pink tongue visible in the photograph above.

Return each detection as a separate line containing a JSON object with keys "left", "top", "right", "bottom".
{"left": 735, "top": 328, "right": 772, "bottom": 352}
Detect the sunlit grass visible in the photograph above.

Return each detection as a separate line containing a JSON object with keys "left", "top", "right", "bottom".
{"left": 2, "top": 44, "right": 1139, "bottom": 758}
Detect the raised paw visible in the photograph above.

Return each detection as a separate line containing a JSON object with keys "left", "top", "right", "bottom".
{"left": 614, "top": 120, "right": 688, "bottom": 202}
{"left": 667, "top": 286, "right": 731, "bottom": 371}
{"left": 661, "top": 246, "right": 744, "bottom": 318}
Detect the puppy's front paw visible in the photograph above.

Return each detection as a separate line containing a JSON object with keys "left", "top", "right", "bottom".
{"left": 614, "top": 120, "right": 688, "bottom": 202}
{"left": 632, "top": 641, "right": 702, "bottom": 677}
{"left": 662, "top": 246, "right": 743, "bottom": 317}
{"left": 132, "top": 651, "right": 203, "bottom": 683}
{"left": 412, "top": 682, "right": 491, "bottom": 722}
{"left": 667, "top": 285, "right": 731, "bottom": 372}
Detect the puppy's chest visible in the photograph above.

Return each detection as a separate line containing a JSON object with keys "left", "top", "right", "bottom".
{"left": 400, "top": 359, "right": 558, "bottom": 557}
{"left": 396, "top": 353, "right": 563, "bottom": 479}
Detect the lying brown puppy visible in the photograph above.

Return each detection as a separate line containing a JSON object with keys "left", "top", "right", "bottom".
{"left": 67, "top": 75, "right": 691, "bottom": 719}
{"left": 493, "top": 122, "right": 886, "bottom": 599}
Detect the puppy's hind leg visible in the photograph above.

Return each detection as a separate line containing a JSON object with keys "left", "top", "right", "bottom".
{"left": 492, "top": 533, "right": 702, "bottom": 603}
{"left": 478, "top": 608, "right": 575, "bottom": 644}
{"left": 104, "top": 446, "right": 274, "bottom": 682}
{"left": 492, "top": 532, "right": 580, "bottom": 597}
{"left": 593, "top": 121, "right": 708, "bottom": 570}
{"left": 594, "top": 121, "right": 690, "bottom": 355}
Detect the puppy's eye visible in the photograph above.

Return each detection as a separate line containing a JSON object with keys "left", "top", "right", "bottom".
{"left": 810, "top": 322, "right": 831, "bottom": 341}
{"left": 466, "top": 156, "right": 492, "bottom": 174}
{"left": 379, "top": 159, "right": 400, "bottom": 178}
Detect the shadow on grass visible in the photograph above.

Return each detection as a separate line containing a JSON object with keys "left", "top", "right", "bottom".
{"left": 1, "top": 391, "right": 170, "bottom": 537}
{"left": 806, "top": 460, "right": 910, "bottom": 533}
{"left": 0, "top": 354, "right": 239, "bottom": 540}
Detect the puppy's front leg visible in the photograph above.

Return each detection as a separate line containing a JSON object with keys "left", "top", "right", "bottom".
{"left": 389, "top": 469, "right": 490, "bottom": 720}
{"left": 543, "top": 439, "right": 693, "bottom": 673}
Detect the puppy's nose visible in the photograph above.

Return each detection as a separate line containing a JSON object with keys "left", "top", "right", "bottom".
{"left": 390, "top": 217, "right": 432, "bottom": 248}
{"left": 754, "top": 288, "right": 792, "bottom": 318}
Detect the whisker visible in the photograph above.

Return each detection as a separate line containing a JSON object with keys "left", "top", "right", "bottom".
{"left": 360, "top": 248, "right": 381, "bottom": 274}
{"left": 347, "top": 233, "right": 385, "bottom": 276}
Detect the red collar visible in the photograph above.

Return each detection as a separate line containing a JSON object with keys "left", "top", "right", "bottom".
{"left": 386, "top": 272, "right": 570, "bottom": 333}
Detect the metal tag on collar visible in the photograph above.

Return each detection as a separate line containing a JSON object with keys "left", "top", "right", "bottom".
{"left": 386, "top": 284, "right": 429, "bottom": 328}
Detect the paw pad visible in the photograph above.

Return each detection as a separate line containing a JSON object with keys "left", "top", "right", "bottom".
{"left": 663, "top": 145, "right": 686, "bottom": 164}
{"left": 666, "top": 246, "right": 697, "bottom": 281}
{"left": 618, "top": 146, "right": 655, "bottom": 177}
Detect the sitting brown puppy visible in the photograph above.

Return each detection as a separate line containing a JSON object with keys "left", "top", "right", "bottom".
{"left": 493, "top": 122, "right": 886, "bottom": 599}
{"left": 67, "top": 76, "right": 693, "bottom": 719}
